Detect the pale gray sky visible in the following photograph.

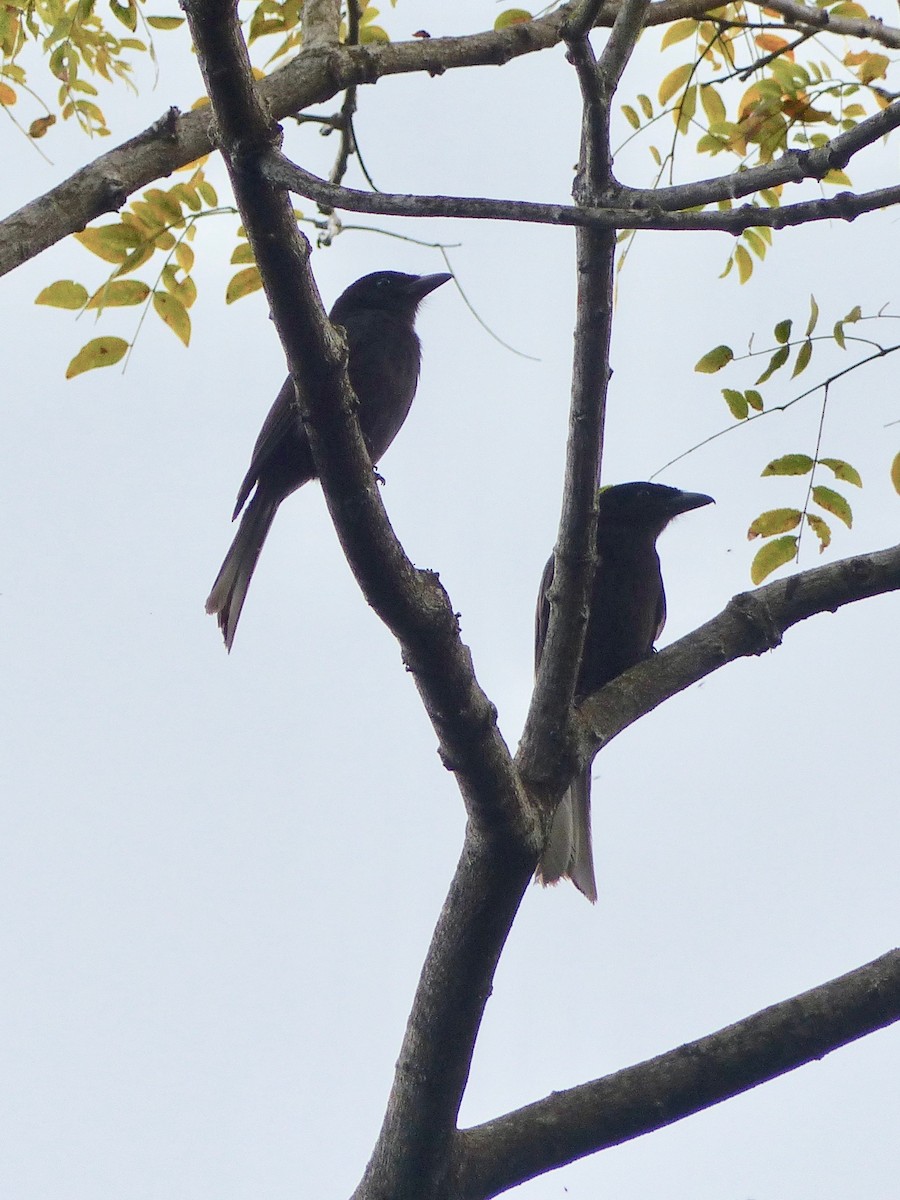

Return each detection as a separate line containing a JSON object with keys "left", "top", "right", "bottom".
{"left": 2, "top": 3, "right": 898, "bottom": 1197}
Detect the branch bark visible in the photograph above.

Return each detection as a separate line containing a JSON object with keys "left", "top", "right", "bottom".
{"left": 262, "top": 149, "right": 900, "bottom": 231}
{"left": 453, "top": 950, "right": 900, "bottom": 1199}
{"left": 4, "top": 0, "right": 898, "bottom": 278}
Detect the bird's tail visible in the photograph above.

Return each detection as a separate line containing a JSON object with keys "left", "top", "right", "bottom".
{"left": 535, "top": 768, "right": 598, "bottom": 903}
{"left": 205, "top": 490, "right": 278, "bottom": 651}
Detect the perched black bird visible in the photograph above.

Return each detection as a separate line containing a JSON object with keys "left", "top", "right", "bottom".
{"left": 206, "top": 270, "right": 451, "bottom": 649}
{"left": 535, "top": 482, "right": 714, "bottom": 902}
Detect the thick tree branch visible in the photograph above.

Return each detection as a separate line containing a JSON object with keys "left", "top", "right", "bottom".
{"left": 301, "top": 0, "right": 341, "bottom": 51}
{"left": 750, "top": 0, "right": 900, "bottom": 48}
{"left": 7, "top": 0, "right": 897, "bottom": 277}
{"left": 180, "top": 5, "right": 538, "bottom": 1199}
{"left": 262, "top": 141, "right": 900, "bottom": 231}
{"left": 453, "top": 950, "right": 900, "bottom": 1199}
{"left": 575, "top": 541, "right": 900, "bottom": 765}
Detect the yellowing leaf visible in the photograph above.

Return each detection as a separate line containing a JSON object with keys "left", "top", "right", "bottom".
{"left": 230, "top": 243, "right": 255, "bottom": 265}
{"left": 746, "top": 389, "right": 764, "bottom": 412}
{"left": 750, "top": 535, "right": 797, "bottom": 584}
{"left": 494, "top": 8, "right": 531, "bottom": 29}
{"left": 659, "top": 63, "right": 692, "bottom": 106}
{"left": 359, "top": 24, "right": 389, "bottom": 43}
{"left": 86, "top": 279, "right": 150, "bottom": 309}
{"left": 819, "top": 458, "right": 862, "bottom": 486}
{"left": 700, "top": 84, "right": 726, "bottom": 125}
{"left": 226, "top": 267, "right": 263, "bottom": 304}
{"left": 891, "top": 451, "right": 900, "bottom": 495}
{"left": 75, "top": 224, "right": 143, "bottom": 264}
{"left": 812, "top": 485, "right": 852, "bottom": 527}
{"left": 774, "top": 318, "right": 792, "bottom": 344}
{"left": 805, "top": 294, "right": 819, "bottom": 337}
{"left": 36, "top": 280, "right": 89, "bottom": 309}
{"left": 722, "top": 388, "right": 748, "bottom": 420}
{"left": 822, "top": 168, "right": 852, "bottom": 186}
{"left": 748, "top": 508, "right": 802, "bottom": 539}
{"left": 755, "top": 345, "right": 789, "bottom": 385}
{"left": 762, "top": 454, "right": 814, "bottom": 477}
{"left": 735, "top": 244, "right": 752, "bottom": 283}
{"left": 695, "top": 344, "right": 733, "bottom": 373}
{"left": 621, "top": 104, "right": 640, "bottom": 130}
{"left": 791, "top": 338, "right": 813, "bottom": 377}
{"left": 147, "top": 15, "right": 185, "bottom": 28}
{"left": 153, "top": 291, "right": 191, "bottom": 346}
{"left": 66, "top": 337, "right": 129, "bottom": 379}
{"left": 29, "top": 115, "right": 56, "bottom": 138}
{"left": 806, "top": 513, "right": 831, "bottom": 552}
{"left": 660, "top": 19, "right": 697, "bottom": 50}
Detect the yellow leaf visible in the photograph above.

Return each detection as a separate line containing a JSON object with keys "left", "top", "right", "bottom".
{"left": 153, "top": 291, "right": 191, "bottom": 346}
{"left": 66, "top": 337, "right": 129, "bottom": 379}
{"left": 226, "top": 267, "right": 263, "bottom": 304}
{"left": 75, "top": 224, "right": 143, "bottom": 264}
{"left": 0, "top": 81, "right": 16, "bottom": 105}
{"left": 812, "top": 485, "right": 852, "bottom": 527}
{"left": 747, "top": 509, "right": 802, "bottom": 539}
{"left": 86, "top": 280, "right": 150, "bottom": 309}
{"left": 659, "top": 63, "right": 692, "bottom": 106}
{"left": 660, "top": 19, "right": 697, "bottom": 50}
{"left": 36, "top": 280, "right": 89, "bottom": 309}
{"left": 147, "top": 15, "right": 184, "bottom": 28}
{"left": 891, "top": 452, "right": 900, "bottom": 495}
{"left": 494, "top": 9, "right": 532, "bottom": 30}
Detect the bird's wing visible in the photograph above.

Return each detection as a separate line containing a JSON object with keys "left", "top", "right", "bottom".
{"left": 534, "top": 554, "right": 554, "bottom": 672}
{"left": 232, "top": 377, "right": 302, "bottom": 519}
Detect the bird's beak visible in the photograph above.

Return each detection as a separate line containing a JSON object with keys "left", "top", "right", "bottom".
{"left": 408, "top": 272, "right": 453, "bottom": 301}
{"left": 673, "top": 491, "right": 715, "bottom": 514}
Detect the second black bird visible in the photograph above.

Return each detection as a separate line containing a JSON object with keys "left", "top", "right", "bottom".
{"left": 535, "top": 481, "right": 714, "bottom": 902}
{"left": 206, "top": 270, "right": 451, "bottom": 649}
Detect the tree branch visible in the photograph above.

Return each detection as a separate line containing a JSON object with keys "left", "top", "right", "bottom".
{"left": 262, "top": 123, "right": 900, "bottom": 232}
{"left": 453, "top": 950, "right": 900, "bottom": 1199}
{"left": 300, "top": 0, "right": 341, "bottom": 51}
{"left": 10, "top": 0, "right": 896, "bottom": 278}
{"left": 180, "top": 5, "right": 538, "bottom": 1198}
{"left": 575, "top": 541, "right": 900, "bottom": 765}
{"left": 750, "top": 0, "right": 900, "bottom": 48}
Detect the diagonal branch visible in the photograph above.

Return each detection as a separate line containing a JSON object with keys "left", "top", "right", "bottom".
{"left": 575, "top": 540, "right": 900, "bottom": 766}
{"left": 453, "top": 950, "right": 900, "bottom": 1199}
{"left": 180, "top": 5, "right": 538, "bottom": 1200}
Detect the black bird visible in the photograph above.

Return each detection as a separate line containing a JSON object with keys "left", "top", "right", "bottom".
{"left": 206, "top": 270, "right": 451, "bottom": 649}
{"left": 534, "top": 482, "right": 714, "bottom": 902}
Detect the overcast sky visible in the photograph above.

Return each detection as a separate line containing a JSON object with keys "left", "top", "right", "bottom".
{"left": 1, "top": 2, "right": 898, "bottom": 1197}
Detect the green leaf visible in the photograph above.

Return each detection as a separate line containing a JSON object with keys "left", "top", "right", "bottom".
{"left": 755, "top": 345, "right": 789, "bottom": 385}
{"left": 226, "top": 266, "right": 263, "bottom": 304}
{"left": 833, "top": 320, "right": 846, "bottom": 350}
{"left": 153, "top": 291, "right": 191, "bottom": 346}
{"left": 695, "top": 344, "right": 733, "bottom": 373}
{"left": 748, "top": 508, "right": 802, "bottom": 538}
{"left": 891, "top": 451, "right": 900, "bottom": 495}
{"left": 36, "top": 280, "right": 88, "bottom": 309}
{"left": 659, "top": 63, "right": 692, "bottom": 106}
{"left": 843, "top": 304, "right": 862, "bottom": 324}
{"left": 722, "top": 388, "right": 748, "bottom": 420}
{"left": 805, "top": 513, "right": 831, "bottom": 552}
{"left": 774, "top": 318, "right": 792, "bottom": 344}
{"left": 750, "top": 535, "right": 797, "bottom": 585}
{"left": 493, "top": 8, "right": 531, "bottom": 30}
{"left": 86, "top": 279, "right": 150, "bottom": 309}
{"left": 745, "top": 389, "right": 764, "bottom": 412}
{"left": 762, "top": 454, "right": 815, "bottom": 477}
{"left": 791, "top": 339, "right": 813, "bottom": 377}
{"left": 818, "top": 458, "right": 862, "bottom": 486}
{"left": 812, "top": 485, "right": 852, "bottom": 527}
{"left": 66, "top": 336, "right": 129, "bottom": 378}
{"left": 805, "top": 294, "right": 819, "bottom": 337}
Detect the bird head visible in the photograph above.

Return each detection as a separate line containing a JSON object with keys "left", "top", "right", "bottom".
{"left": 332, "top": 271, "right": 452, "bottom": 319}
{"left": 596, "top": 482, "right": 715, "bottom": 539}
